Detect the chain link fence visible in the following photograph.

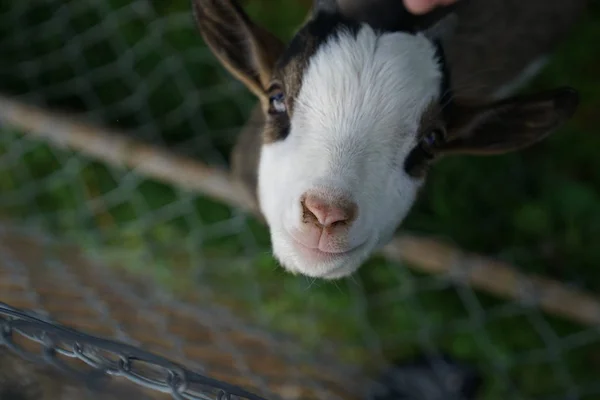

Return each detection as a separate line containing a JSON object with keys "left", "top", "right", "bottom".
{"left": 1, "top": 1, "right": 600, "bottom": 399}
{"left": 0, "top": 223, "right": 364, "bottom": 400}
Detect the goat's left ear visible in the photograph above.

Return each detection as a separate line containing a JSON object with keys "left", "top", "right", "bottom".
{"left": 438, "top": 87, "right": 580, "bottom": 155}
{"left": 191, "top": 0, "right": 285, "bottom": 99}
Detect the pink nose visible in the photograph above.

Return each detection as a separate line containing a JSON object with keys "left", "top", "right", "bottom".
{"left": 301, "top": 193, "right": 357, "bottom": 228}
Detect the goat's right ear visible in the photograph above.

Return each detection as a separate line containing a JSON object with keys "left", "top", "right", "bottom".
{"left": 192, "top": 0, "right": 285, "bottom": 99}
{"left": 437, "top": 87, "right": 580, "bottom": 156}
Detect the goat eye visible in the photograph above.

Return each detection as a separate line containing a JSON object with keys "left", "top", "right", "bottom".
{"left": 420, "top": 128, "right": 445, "bottom": 155}
{"left": 268, "top": 91, "right": 287, "bottom": 114}
{"left": 404, "top": 128, "right": 445, "bottom": 177}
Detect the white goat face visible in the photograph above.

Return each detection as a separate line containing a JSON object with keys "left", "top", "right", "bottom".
{"left": 258, "top": 26, "right": 443, "bottom": 279}
{"left": 193, "top": 0, "right": 580, "bottom": 280}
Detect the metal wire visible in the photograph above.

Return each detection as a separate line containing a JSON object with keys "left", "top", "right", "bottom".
{"left": 0, "top": 223, "right": 365, "bottom": 400}
{"left": 0, "top": 301, "right": 266, "bottom": 400}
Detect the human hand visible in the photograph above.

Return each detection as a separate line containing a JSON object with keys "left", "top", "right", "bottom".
{"left": 404, "top": 0, "right": 458, "bottom": 14}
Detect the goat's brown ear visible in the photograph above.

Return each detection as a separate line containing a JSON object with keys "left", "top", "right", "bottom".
{"left": 192, "top": 0, "right": 285, "bottom": 99}
{"left": 437, "top": 87, "right": 580, "bottom": 156}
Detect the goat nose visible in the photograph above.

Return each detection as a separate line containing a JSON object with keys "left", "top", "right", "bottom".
{"left": 302, "top": 193, "right": 357, "bottom": 227}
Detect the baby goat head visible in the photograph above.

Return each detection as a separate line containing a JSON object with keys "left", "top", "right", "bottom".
{"left": 192, "top": 0, "right": 580, "bottom": 280}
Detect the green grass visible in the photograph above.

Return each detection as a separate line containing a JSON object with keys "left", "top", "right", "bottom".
{"left": 1, "top": 1, "right": 600, "bottom": 399}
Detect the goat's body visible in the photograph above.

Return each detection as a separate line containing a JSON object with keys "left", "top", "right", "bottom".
{"left": 231, "top": 0, "right": 587, "bottom": 204}
{"left": 443, "top": 0, "right": 587, "bottom": 101}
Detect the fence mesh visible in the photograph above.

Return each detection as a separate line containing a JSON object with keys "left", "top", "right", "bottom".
{"left": 0, "top": 224, "right": 364, "bottom": 400}
{"left": 1, "top": 1, "right": 600, "bottom": 400}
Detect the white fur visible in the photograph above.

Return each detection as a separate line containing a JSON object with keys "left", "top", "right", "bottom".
{"left": 258, "top": 24, "right": 443, "bottom": 279}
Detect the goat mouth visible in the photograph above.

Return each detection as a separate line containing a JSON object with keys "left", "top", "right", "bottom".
{"left": 287, "top": 233, "right": 367, "bottom": 265}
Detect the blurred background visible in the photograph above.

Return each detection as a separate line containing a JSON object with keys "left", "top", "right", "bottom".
{"left": 0, "top": 1, "right": 599, "bottom": 399}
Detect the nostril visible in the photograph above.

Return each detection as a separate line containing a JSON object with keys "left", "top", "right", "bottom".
{"left": 301, "top": 193, "right": 357, "bottom": 228}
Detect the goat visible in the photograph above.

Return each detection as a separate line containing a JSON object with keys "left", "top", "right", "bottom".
{"left": 191, "top": 0, "right": 585, "bottom": 280}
